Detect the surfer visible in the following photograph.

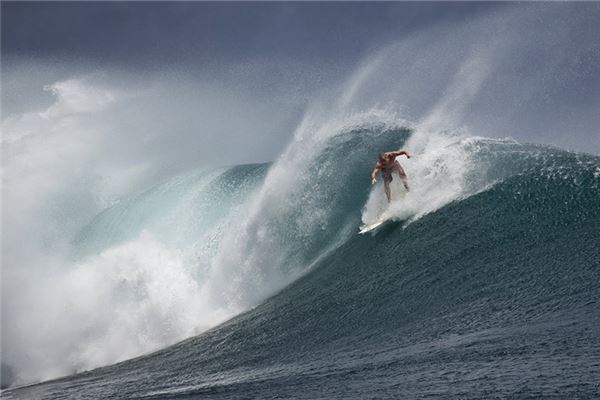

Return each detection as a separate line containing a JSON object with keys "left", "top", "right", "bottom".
{"left": 371, "top": 150, "right": 411, "bottom": 203}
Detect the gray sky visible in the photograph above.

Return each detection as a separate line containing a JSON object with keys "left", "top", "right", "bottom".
{"left": 2, "top": 2, "right": 501, "bottom": 68}
{"left": 1, "top": 2, "right": 501, "bottom": 117}
{"left": 2, "top": 2, "right": 599, "bottom": 160}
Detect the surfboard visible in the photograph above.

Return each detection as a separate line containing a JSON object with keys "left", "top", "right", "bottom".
{"left": 359, "top": 218, "right": 387, "bottom": 234}
{"left": 360, "top": 182, "right": 408, "bottom": 234}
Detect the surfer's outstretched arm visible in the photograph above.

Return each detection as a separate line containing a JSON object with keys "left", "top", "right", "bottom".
{"left": 389, "top": 150, "right": 411, "bottom": 159}
{"left": 371, "top": 162, "right": 381, "bottom": 185}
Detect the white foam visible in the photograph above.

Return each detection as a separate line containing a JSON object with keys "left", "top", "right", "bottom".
{"left": 4, "top": 232, "right": 232, "bottom": 383}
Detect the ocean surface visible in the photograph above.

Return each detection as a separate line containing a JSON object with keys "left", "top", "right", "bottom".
{"left": 3, "top": 122, "right": 600, "bottom": 399}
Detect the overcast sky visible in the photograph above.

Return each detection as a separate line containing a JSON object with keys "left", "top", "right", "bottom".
{"left": 2, "top": 2, "right": 599, "bottom": 156}
{"left": 2, "top": 2, "right": 502, "bottom": 116}
{"left": 2, "top": 2, "right": 501, "bottom": 68}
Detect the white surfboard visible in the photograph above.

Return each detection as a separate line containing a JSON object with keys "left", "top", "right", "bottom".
{"left": 359, "top": 218, "right": 387, "bottom": 234}
{"left": 360, "top": 181, "right": 408, "bottom": 234}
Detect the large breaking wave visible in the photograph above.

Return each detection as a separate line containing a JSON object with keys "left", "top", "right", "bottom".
{"left": 3, "top": 3, "right": 600, "bottom": 393}
{"left": 4, "top": 122, "right": 599, "bottom": 398}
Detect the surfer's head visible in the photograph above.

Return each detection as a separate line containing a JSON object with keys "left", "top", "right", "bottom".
{"left": 379, "top": 152, "right": 386, "bottom": 161}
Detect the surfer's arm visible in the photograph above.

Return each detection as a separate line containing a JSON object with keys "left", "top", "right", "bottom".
{"left": 371, "top": 163, "right": 381, "bottom": 184}
{"left": 390, "top": 150, "right": 411, "bottom": 159}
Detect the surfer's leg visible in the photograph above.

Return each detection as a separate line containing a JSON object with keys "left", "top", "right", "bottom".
{"left": 400, "top": 176, "right": 409, "bottom": 191}
{"left": 402, "top": 180, "right": 410, "bottom": 191}
{"left": 383, "top": 181, "right": 391, "bottom": 203}
{"left": 403, "top": 179, "right": 409, "bottom": 191}
{"left": 395, "top": 162, "right": 409, "bottom": 191}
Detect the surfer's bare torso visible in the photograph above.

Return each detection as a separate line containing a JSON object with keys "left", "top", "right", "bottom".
{"left": 371, "top": 150, "right": 411, "bottom": 203}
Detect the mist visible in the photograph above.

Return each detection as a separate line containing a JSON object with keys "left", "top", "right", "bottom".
{"left": 1, "top": 62, "right": 317, "bottom": 385}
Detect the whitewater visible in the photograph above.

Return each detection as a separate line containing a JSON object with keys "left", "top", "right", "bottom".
{"left": 2, "top": 4, "right": 600, "bottom": 399}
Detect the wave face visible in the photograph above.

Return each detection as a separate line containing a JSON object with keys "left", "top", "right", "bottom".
{"left": 5, "top": 123, "right": 600, "bottom": 398}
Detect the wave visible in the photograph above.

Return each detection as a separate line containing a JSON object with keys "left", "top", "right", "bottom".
{"left": 2, "top": 110, "right": 413, "bottom": 386}
{"left": 4, "top": 102, "right": 599, "bottom": 394}
{"left": 5, "top": 123, "right": 599, "bottom": 398}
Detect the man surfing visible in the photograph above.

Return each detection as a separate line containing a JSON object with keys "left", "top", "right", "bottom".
{"left": 371, "top": 150, "right": 411, "bottom": 203}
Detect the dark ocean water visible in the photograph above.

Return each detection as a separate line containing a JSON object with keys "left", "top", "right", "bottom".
{"left": 4, "top": 131, "right": 600, "bottom": 399}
